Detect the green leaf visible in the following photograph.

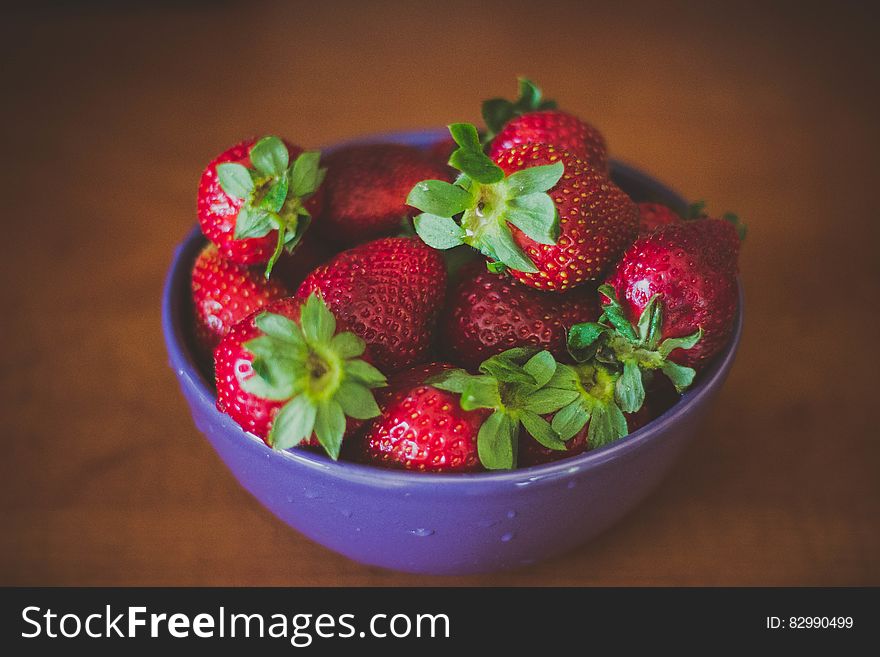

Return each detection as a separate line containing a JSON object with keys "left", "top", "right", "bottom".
{"left": 413, "top": 213, "right": 465, "bottom": 250}
{"left": 344, "top": 359, "right": 387, "bottom": 387}
{"left": 449, "top": 149, "right": 505, "bottom": 184}
{"left": 636, "top": 295, "right": 661, "bottom": 344}
{"left": 240, "top": 358, "right": 297, "bottom": 401}
{"left": 289, "top": 151, "right": 324, "bottom": 197}
{"left": 268, "top": 395, "right": 317, "bottom": 450}
{"left": 478, "top": 357, "right": 535, "bottom": 385}
{"left": 314, "top": 399, "right": 346, "bottom": 459}
{"left": 723, "top": 212, "right": 748, "bottom": 240}
{"left": 551, "top": 400, "right": 591, "bottom": 441}
{"left": 242, "top": 335, "right": 301, "bottom": 362}
{"left": 216, "top": 162, "right": 255, "bottom": 199}
{"left": 660, "top": 360, "right": 697, "bottom": 393}
{"left": 546, "top": 363, "right": 580, "bottom": 390}
{"left": 448, "top": 123, "right": 482, "bottom": 152}
{"left": 300, "top": 293, "right": 335, "bottom": 344}
{"left": 514, "top": 77, "right": 543, "bottom": 112}
{"left": 522, "top": 350, "right": 557, "bottom": 388}
{"left": 659, "top": 328, "right": 703, "bottom": 357}
{"left": 598, "top": 284, "right": 638, "bottom": 341}
{"left": 330, "top": 331, "right": 365, "bottom": 359}
{"left": 259, "top": 176, "right": 289, "bottom": 213}
{"left": 503, "top": 161, "right": 564, "bottom": 197}
{"left": 587, "top": 402, "right": 629, "bottom": 449}
{"left": 407, "top": 180, "right": 473, "bottom": 217}
{"left": 461, "top": 377, "right": 502, "bottom": 411}
{"left": 522, "top": 388, "right": 580, "bottom": 415}
{"left": 481, "top": 98, "right": 515, "bottom": 138}
{"left": 482, "top": 227, "right": 538, "bottom": 273}
{"left": 505, "top": 194, "right": 559, "bottom": 245}
{"left": 477, "top": 410, "right": 517, "bottom": 470}
{"left": 486, "top": 261, "right": 507, "bottom": 274}
{"left": 255, "top": 312, "right": 305, "bottom": 346}
{"left": 335, "top": 381, "right": 380, "bottom": 420}
{"left": 425, "top": 369, "right": 474, "bottom": 394}
{"left": 567, "top": 323, "right": 608, "bottom": 362}
{"left": 615, "top": 359, "right": 646, "bottom": 413}
{"left": 520, "top": 411, "right": 566, "bottom": 450}
{"left": 234, "top": 206, "right": 275, "bottom": 240}
{"left": 249, "top": 136, "right": 289, "bottom": 177}
{"left": 685, "top": 200, "right": 706, "bottom": 220}
{"left": 646, "top": 299, "right": 664, "bottom": 349}
{"left": 495, "top": 347, "right": 538, "bottom": 363}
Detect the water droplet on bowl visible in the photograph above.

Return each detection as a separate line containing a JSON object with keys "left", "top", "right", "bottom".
{"left": 500, "top": 532, "right": 515, "bottom": 542}
{"left": 476, "top": 519, "right": 499, "bottom": 528}
{"left": 340, "top": 509, "right": 352, "bottom": 518}
{"left": 410, "top": 528, "right": 435, "bottom": 537}
{"left": 507, "top": 510, "right": 517, "bottom": 519}
{"left": 304, "top": 490, "right": 320, "bottom": 499}
{"left": 567, "top": 480, "right": 577, "bottom": 489}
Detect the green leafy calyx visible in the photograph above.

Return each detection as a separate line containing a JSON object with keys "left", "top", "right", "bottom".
{"left": 481, "top": 77, "right": 558, "bottom": 144}
{"left": 408, "top": 123, "right": 563, "bottom": 275}
{"left": 216, "top": 137, "right": 326, "bottom": 279}
{"left": 426, "top": 348, "right": 575, "bottom": 470}
{"left": 240, "top": 293, "right": 386, "bottom": 459}
{"left": 566, "top": 285, "right": 703, "bottom": 413}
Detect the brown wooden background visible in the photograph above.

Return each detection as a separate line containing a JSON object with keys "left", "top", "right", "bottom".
{"left": 2, "top": 0, "right": 878, "bottom": 586}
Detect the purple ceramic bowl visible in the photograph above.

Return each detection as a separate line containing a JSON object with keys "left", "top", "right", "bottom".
{"left": 162, "top": 129, "right": 742, "bottom": 575}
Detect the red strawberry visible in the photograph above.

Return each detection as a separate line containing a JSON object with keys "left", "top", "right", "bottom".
{"left": 198, "top": 136, "right": 325, "bottom": 275}
{"left": 481, "top": 78, "right": 607, "bottom": 172}
{"left": 214, "top": 294, "right": 387, "bottom": 458}
{"left": 605, "top": 217, "right": 740, "bottom": 370}
{"left": 637, "top": 202, "right": 681, "bottom": 236}
{"left": 426, "top": 136, "right": 457, "bottom": 169}
{"left": 191, "top": 244, "right": 290, "bottom": 354}
{"left": 318, "top": 143, "right": 452, "bottom": 245}
{"left": 409, "top": 124, "right": 637, "bottom": 292}
{"left": 440, "top": 261, "right": 599, "bottom": 370}
{"left": 294, "top": 237, "right": 447, "bottom": 372}
{"left": 360, "top": 363, "right": 487, "bottom": 472}
{"left": 490, "top": 111, "right": 608, "bottom": 173}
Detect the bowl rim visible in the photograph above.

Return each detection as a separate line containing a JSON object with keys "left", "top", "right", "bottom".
{"left": 163, "top": 128, "right": 743, "bottom": 489}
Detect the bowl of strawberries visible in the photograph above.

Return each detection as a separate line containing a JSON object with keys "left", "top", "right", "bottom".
{"left": 163, "top": 80, "right": 743, "bottom": 575}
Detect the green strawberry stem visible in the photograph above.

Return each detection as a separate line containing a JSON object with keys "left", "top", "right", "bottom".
{"left": 407, "top": 123, "right": 563, "bottom": 275}
{"left": 567, "top": 285, "right": 702, "bottom": 414}
{"left": 481, "top": 77, "right": 557, "bottom": 144}
{"left": 545, "top": 362, "right": 630, "bottom": 449}
{"left": 427, "top": 348, "right": 577, "bottom": 469}
{"left": 685, "top": 200, "right": 747, "bottom": 240}
{"left": 240, "top": 293, "right": 386, "bottom": 459}
{"left": 216, "top": 137, "right": 325, "bottom": 278}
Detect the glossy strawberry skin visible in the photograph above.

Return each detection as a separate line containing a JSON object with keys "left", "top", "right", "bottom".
{"left": 638, "top": 202, "right": 681, "bottom": 237}
{"left": 197, "top": 138, "right": 323, "bottom": 265}
{"left": 490, "top": 110, "right": 608, "bottom": 172}
{"left": 493, "top": 144, "right": 638, "bottom": 291}
{"left": 360, "top": 363, "right": 487, "bottom": 472}
{"left": 191, "top": 244, "right": 290, "bottom": 354}
{"left": 440, "top": 261, "right": 599, "bottom": 370}
{"left": 294, "top": 237, "right": 447, "bottom": 372}
{"left": 518, "top": 402, "right": 653, "bottom": 467}
{"left": 214, "top": 299, "right": 302, "bottom": 442}
{"left": 605, "top": 218, "right": 740, "bottom": 369}
{"left": 318, "top": 144, "right": 452, "bottom": 245}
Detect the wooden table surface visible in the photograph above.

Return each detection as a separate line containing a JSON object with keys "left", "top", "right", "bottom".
{"left": 2, "top": 1, "right": 877, "bottom": 586}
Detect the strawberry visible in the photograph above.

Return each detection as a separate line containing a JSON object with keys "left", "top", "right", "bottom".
{"left": 440, "top": 260, "right": 599, "bottom": 370}
{"left": 360, "top": 363, "right": 487, "bottom": 472}
{"left": 427, "top": 348, "right": 582, "bottom": 469}
{"left": 214, "top": 294, "right": 387, "bottom": 458}
{"left": 191, "top": 244, "right": 290, "bottom": 354}
{"left": 198, "top": 136, "right": 325, "bottom": 276}
{"left": 317, "top": 143, "right": 452, "bottom": 245}
{"left": 482, "top": 78, "right": 608, "bottom": 172}
{"left": 294, "top": 237, "right": 447, "bottom": 372}
{"left": 637, "top": 202, "right": 681, "bottom": 236}
{"left": 517, "top": 363, "right": 655, "bottom": 467}
{"left": 564, "top": 216, "right": 742, "bottom": 414}
{"left": 408, "top": 123, "right": 638, "bottom": 292}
